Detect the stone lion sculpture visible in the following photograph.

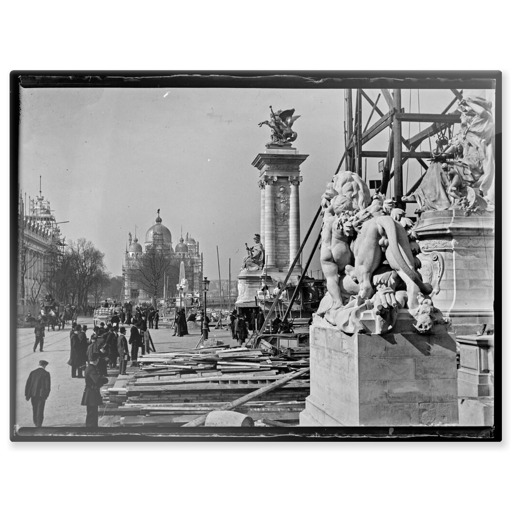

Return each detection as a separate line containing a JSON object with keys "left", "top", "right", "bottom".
{"left": 316, "top": 171, "right": 441, "bottom": 335}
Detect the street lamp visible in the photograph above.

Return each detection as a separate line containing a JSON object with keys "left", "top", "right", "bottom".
{"left": 202, "top": 276, "right": 210, "bottom": 340}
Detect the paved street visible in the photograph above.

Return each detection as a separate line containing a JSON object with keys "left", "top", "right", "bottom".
{"left": 14, "top": 317, "right": 236, "bottom": 428}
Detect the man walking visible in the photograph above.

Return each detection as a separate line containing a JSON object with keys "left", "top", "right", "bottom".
{"left": 81, "top": 354, "right": 108, "bottom": 428}
{"left": 25, "top": 360, "right": 51, "bottom": 427}
{"left": 70, "top": 324, "right": 84, "bottom": 378}
{"left": 33, "top": 319, "right": 45, "bottom": 352}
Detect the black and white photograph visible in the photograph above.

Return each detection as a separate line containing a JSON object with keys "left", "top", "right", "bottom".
{"left": 10, "top": 71, "right": 500, "bottom": 441}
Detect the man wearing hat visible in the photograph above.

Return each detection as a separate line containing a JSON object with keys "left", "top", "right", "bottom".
{"left": 25, "top": 360, "right": 51, "bottom": 427}
{"left": 81, "top": 354, "right": 109, "bottom": 428}
{"left": 117, "top": 326, "right": 129, "bottom": 375}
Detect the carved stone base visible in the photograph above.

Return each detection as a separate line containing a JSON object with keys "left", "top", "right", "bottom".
{"left": 300, "top": 315, "right": 459, "bottom": 426}
{"left": 415, "top": 210, "right": 494, "bottom": 334}
{"left": 235, "top": 270, "right": 262, "bottom": 308}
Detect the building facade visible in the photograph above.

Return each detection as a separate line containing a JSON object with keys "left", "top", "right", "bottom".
{"left": 18, "top": 192, "right": 64, "bottom": 315}
{"left": 122, "top": 211, "right": 203, "bottom": 304}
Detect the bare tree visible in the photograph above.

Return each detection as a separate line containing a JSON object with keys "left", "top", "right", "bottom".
{"left": 136, "top": 245, "right": 173, "bottom": 307}
{"left": 66, "top": 238, "right": 107, "bottom": 313}
{"left": 26, "top": 273, "right": 47, "bottom": 311}
{"left": 52, "top": 250, "right": 78, "bottom": 306}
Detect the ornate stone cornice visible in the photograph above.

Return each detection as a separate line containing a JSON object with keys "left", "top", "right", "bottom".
{"left": 251, "top": 152, "right": 309, "bottom": 171}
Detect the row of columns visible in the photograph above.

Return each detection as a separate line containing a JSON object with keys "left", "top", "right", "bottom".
{"left": 258, "top": 175, "right": 302, "bottom": 270}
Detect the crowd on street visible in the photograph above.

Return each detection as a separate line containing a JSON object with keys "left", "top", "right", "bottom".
{"left": 25, "top": 299, "right": 298, "bottom": 429}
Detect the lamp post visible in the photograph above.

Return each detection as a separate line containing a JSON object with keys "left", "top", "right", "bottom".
{"left": 202, "top": 276, "right": 210, "bottom": 340}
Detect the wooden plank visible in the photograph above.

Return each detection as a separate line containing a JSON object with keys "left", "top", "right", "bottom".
{"left": 356, "top": 110, "right": 394, "bottom": 147}
{"left": 450, "top": 89, "right": 464, "bottom": 101}
{"left": 380, "top": 88, "right": 394, "bottom": 109}
{"left": 182, "top": 368, "right": 310, "bottom": 427}
{"left": 128, "top": 381, "right": 309, "bottom": 393}
{"left": 363, "top": 92, "right": 381, "bottom": 132}
{"left": 132, "top": 374, "right": 288, "bottom": 386}
{"left": 361, "top": 151, "right": 432, "bottom": 159}
{"left": 396, "top": 112, "right": 460, "bottom": 123}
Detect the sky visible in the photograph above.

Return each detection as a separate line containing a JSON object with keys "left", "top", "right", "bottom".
{"left": 19, "top": 85, "right": 495, "bottom": 281}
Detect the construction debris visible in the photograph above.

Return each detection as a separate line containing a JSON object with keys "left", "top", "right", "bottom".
{"left": 104, "top": 345, "right": 310, "bottom": 426}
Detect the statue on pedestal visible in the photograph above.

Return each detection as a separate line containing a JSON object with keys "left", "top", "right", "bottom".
{"left": 258, "top": 106, "right": 300, "bottom": 146}
{"left": 316, "top": 171, "right": 443, "bottom": 336}
{"left": 403, "top": 95, "right": 495, "bottom": 212}
{"left": 241, "top": 234, "right": 265, "bottom": 271}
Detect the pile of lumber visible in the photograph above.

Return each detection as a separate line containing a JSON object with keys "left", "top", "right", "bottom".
{"left": 104, "top": 346, "right": 310, "bottom": 426}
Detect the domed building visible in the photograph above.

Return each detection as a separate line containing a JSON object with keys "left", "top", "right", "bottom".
{"left": 122, "top": 210, "right": 203, "bottom": 303}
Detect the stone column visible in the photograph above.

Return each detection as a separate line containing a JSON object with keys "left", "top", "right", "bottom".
{"left": 258, "top": 179, "right": 266, "bottom": 248}
{"left": 264, "top": 176, "right": 276, "bottom": 268}
{"left": 289, "top": 176, "right": 302, "bottom": 268}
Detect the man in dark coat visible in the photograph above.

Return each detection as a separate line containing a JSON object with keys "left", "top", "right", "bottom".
{"left": 33, "top": 319, "right": 46, "bottom": 352}
{"left": 236, "top": 315, "right": 248, "bottom": 346}
{"left": 117, "top": 326, "right": 129, "bottom": 375}
{"left": 128, "top": 325, "right": 141, "bottom": 366}
{"left": 98, "top": 322, "right": 107, "bottom": 336}
{"left": 272, "top": 314, "right": 282, "bottom": 334}
{"left": 81, "top": 354, "right": 108, "bottom": 428}
{"left": 176, "top": 309, "right": 188, "bottom": 337}
{"left": 154, "top": 310, "right": 159, "bottom": 329}
{"left": 87, "top": 333, "right": 108, "bottom": 376}
{"left": 106, "top": 325, "right": 119, "bottom": 369}
{"left": 70, "top": 325, "right": 85, "bottom": 378}
{"left": 249, "top": 309, "right": 256, "bottom": 333}
{"left": 25, "top": 360, "right": 51, "bottom": 427}
{"left": 77, "top": 325, "right": 89, "bottom": 370}
{"left": 111, "top": 311, "right": 120, "bottom": 328}
{"left": 229, "top": 309, "right": 237, "bottom": 339}
{"left": 256, "top": 308, "right": 265, "bottom": 332}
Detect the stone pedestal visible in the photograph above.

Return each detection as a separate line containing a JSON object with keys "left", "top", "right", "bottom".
{"left": 300, "top": 314, "right": 459, "bottom": 426}
{"left": 235, "top": 270, "right": 262, "bottom": 308}
{"left": 456, "top": 334, "right": 494, "bottom": 426}
{"left": 415, "top": 210, "right": 494, "bottom": 334}
{"left": 457, "top": 334, "right": 494, "bottom": 397}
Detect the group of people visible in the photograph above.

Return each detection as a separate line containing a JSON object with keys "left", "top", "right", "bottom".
{"left": 228, "top": 308, "right": 264, "bottom": 346}
{"left": 67, "top": 318, "right": 156, "bottom": 426}
{"left": 116, "top": 303, "right": 160, "bottom": 329}
{"left": 227, "top": 308, "right": 294, "bottom": 346}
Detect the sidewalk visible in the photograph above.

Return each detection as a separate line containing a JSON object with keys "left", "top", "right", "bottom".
{"left": 14, "top": 319, "right": 238, "bottom": 429}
